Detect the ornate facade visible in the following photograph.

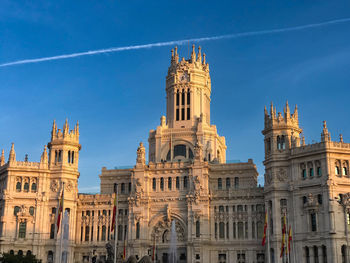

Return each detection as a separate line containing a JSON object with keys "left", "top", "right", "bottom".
{"left": 0, "top": 46, "right": 349, "bottom": 263}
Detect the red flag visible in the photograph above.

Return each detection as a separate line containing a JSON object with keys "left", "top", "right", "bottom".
{"left": 111, "top": 193, "right": 117, "bottom": 231}
{"left": 262, "top": 211, "right": 268, "bottom": 246}
{"left": 280, "top": 214, "right": 286, "bottom": 258}
{"left": 288, "top": 225, "right": 292, "bottom": 253}
{"left": 56, "top": 189, "right": 64, "bottom": 233}
{"left": 123, "top": 239, "right": 126, "bottom": 259}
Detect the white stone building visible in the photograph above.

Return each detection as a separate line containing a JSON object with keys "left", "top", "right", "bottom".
{"left": 0, "top": 46, "right": 349, "bottom": 263}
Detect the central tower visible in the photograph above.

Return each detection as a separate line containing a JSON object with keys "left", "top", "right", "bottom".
{"left": 166, "top": 45, "right": 211, "bottom": 128}
{"left": 148, "top": 45, "right": 226, "bottom": 163}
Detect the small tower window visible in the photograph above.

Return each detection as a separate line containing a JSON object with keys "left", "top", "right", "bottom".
{"left": 176, "top": 177, "right": 180, "bottom": 189}
{"left": 187, "top": 91, "right": 190, "bottom": 105}
{"left": 152, "top": 178, "right": 156, "bottom": 191}
{"left": 16, "top": 182, "right": 22, "bottom": 192}
{"left": 160, "top": 178, "right": 164, "bottom": 191}
{"left": 183, "top": 176, "right": 188, "bottom": 189}
{"left": 302, "top": 169, "right": 307, "bottom": 179}
{"left": 277, "top": 136, "right": 281, "bottom": 150}
{"left": 23, "top": 182, "right": 29, "bottom": 192}
{"left": 71, "top": 151, "right": 75, "bottom": 164}
{"left": 309, "top": 168, "right": 314, "bottom": 177}
{"left": 187, "top": 107, "right": 190, "bottom": 120}
{"left": 176, "top": 92, "right": 179, "bottom": 106}
{"left": 281, "top": 135, "right": 286, "bottom": 149}
{"left": 168, "top": 177, "right": 172, "bottom": 190}
{"left": 58, "top": 150, "right": 62, "bottom": 162}
{"left": 31, "top": 182, "right": 37, "bottom": 192}
{"left": 176, "top": 109, "right": 179, "bottom": 121}
{"left": 68, "top": 151, "right": 71, "bottom": 163}
{"left": 181, "top": 90, "right": 185, "bottom": 105}
{"left": 181, "top": 108, "right": 185, "bottom": 120}
{"left": 343, "top": 167, "right": 348, "bottom": 176}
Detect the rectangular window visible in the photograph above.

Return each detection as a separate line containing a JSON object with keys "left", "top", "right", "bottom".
{"left": 181, "top": 108, "right": 185, "bottom": 120}
{"left": 187, "top": 107, "right": 190, "bottom": 120}
{"left": 182, "top": 92, "right": 185, "bottom": 105}
{"left": 309, "top": 168, "right": 314, "bottom": 177}
{"left": 245, "top": 222, "right": 248, "bottom": 238}
{"left": 317, "top": 167, "right": 322, "bottom": 176}
{"left": 50, "top": 224, "right": 55, "bottom": 239}
{"left": 218, "top": 178, "right": 222, "bottom": 190}
{"left": 160, "top": 178, "right": 164, "bottom": 191}
{"left": 80, "top": 226, "right": 83, "bottom": 242}
{"left": 187, "top": 91, "right": 190, "bottom": 105}
{"left": 226, "top": 222, "right": 229, "bottom": 239}
{"left": 176, "top": 109, "right": 179, "bottom": 121}
{"left": 233, "top": 222, "right": 236, "bottom": 238}
{"left": 85, "top": 226, "right": 89, "bottom": 241}
{"left": 234, "top": 177, "right": 239, "bottom": 189}
{"left": 176, "top": 93, "right": 179, "bottom": 106}
{"left": 226, "top": 178, "right": 231, "bottom": 189}
{"left": 252, "top": 222, "right": 255, "bottom": 238}
{"left": 302, "top": 169, "right": 307, "bottom": 179}
{"left": 176, "top": 177, "right": 180, "bottom": 189}
{"left": 311, "top": 213, "right": 317, "bottom": 232}
{"left": 91, "top": 226, "right": 94, "bottom": 241}
{"left": 152, "top": 178, "right": 156, "bottom": 191}
{"left": 97, "top": 226, "right": 100, "bottom": 241}
{"left": 118, "top": 225, "right": 123, "bottom": 240}
{"left": 215, "top": 223, "right": 217, "bottom": 238}
{"left": 183, "top": 176, "right": 188, "bottom": 189}
{"left": 196, "top": 221, "right": 200, "bottom": 238}
{"left": 128, "top": 182, "right": 131, "bottom": 193}
{"left": 238, "top": 222, "right": 244, "bottom": 239}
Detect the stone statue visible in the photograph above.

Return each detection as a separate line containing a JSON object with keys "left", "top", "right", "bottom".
{"left": 136, "top": 142, "right": 146, "bottom": 165}
{"left": 105, "top": 242, "right": 114, "bottom": 263}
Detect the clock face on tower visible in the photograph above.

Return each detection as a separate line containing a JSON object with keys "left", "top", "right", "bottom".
{"left": 179, "top": 72, "right": 189, "bottom": 82}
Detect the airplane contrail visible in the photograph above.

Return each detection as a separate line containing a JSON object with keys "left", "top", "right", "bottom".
{"left": 1, "top": 17, "right": 350, "bottom": 68}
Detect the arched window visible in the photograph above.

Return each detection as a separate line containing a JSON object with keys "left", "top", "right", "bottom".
{"left": 281, "top": 135, "right": 286, "bottom": 149}
{"left": 234, "top": 177, "right": 239, "bottom": 189}
{"left": 26, "top": 250, "right": 32, "bottom": 256}
{"left": 303, "top": 196, "right": 307, "bottom": 205}
{"left": 226, "top": 178, "right": 230, "bottom": 189}
{"left": 23, "top": 182, "right": 29, "bottom": 192}
{"left": 29, "top": 206, "right": 34, "bottom": 216}
{"left": 101, "top": 225, "right": 106, "bottom": 241}
{"left": 152, "top": 178, "right": 156, "bottom": 191}
{"left": 168, "top": 177, "right": 172, "bottom": 190}
{"left": 18, "top": 250, "right": 23, "bottom": 256}
{"left": 136, "top": 222, "right": 140, "bottom": 239}
{"left": 48, "top": 251, "right": 54, "bottom": 263}
{"left": 50, "top": 224, "right": 55, "bottom": 239}
{"left": 16, "top": 182, "right": 21, "bottom": 192}
{"left": 71, "top": 151, "right": 75, "bottom": 164}
{"left": 160, "top": 178, "right": 164, "bottom": 191}
{"left": 176, "top": 177, "right": 180, "bottom": 189}
{"left": 322, "top": 246, "right": 327, "bottom": 263}
{"left": 68, "top": 151, "right": 71, "bottom": 163}
{"left": 187, "top": 90, "right": 190, "bottom": 105}
{"left": 343, "top": 167, "right": 348, "bottom": 176}
{"left": 174, "top": 145, "right": 186, "bottom": 158}
{"left": 55, "top": 150, "right": 58, "bottom": 163}
{"left": 14, "top": 206, "right": 20, "bottom": 216}
{"left": 335, "top": 165, "right": 340, "bottom": 175}
{"left": 219, "top": 206, "right": 224, "bottom": 212}
{"left": 277, "top": 136, "right": 281, "bottom": 150}
{"left": 341, "top": 245, "right": 347, "bottom": 263}
{"left": 219, "top": 222, "right": 225, "bottom": 238}
{"left": 181, "top": 89, "right": 185, "bottom": 106}
{"left": 9, "top": 250, "right": 14, "bottom": 255}
{"left": 305, "top": 247, "right": 310, "bottom": 263}
{"left": 31, "top": 182, "right": 37, "bottom": 192}
{"left": 196, "top": 220, "right": 200, "bottom": 238}
{"left": 218, "top": 178, "right": 222, "bottom": 190}
{"left": 58, "top": 150, "right": 62, "bottom": 162}
{"left": 183, "top": 176, "right": 188, "bottom": 189}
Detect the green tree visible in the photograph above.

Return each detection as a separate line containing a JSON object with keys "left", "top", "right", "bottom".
{"left": 0, "top": 253, "right": 41, "bottom": 263}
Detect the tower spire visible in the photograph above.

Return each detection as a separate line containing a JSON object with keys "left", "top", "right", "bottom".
{"left": 174, "top": 46, "right": 179, "bottom": 63}
{"left": 63, "top": 118, "right": 69, "bottom": 136}
{"left": 40, "top": 145, "right": 48, "bottom": 165}
{"left": 321, "top": 120, "right": 331, "bottom": 142}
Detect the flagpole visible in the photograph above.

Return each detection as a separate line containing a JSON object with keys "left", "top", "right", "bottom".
{"left": 114, "top": 185, "right": 118, "bottom": 263}
{"left": 59, "top": 182, "right": 65, "bottom": 263}
{"left": 266, "top": 204, "right": 271, "bottom": 263}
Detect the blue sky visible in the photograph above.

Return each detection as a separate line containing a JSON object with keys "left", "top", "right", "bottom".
{"left": 1, "top": 1, "right": 350, "bottom": 192}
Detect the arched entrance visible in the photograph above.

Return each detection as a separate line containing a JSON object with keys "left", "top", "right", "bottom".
{"left": 151, "top": 217, "right": 187, "bottom": 263}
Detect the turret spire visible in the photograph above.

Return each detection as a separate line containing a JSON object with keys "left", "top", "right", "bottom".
{"left": 40, "top": 145, "right": 48, "bottom": 165}
{"left": 321, "top": 120, "right": 331, "bottom": 142}
{"left": 197, "top": 46, "right": 202, "bottom": 63}
{"left": 8, "top": 143, "right": 16, "bottom": 163}
{"left": 174, "top": 46, "right": 179, "bottom": 63}
{"left": 0, "top": 149, "right": 4, "bottom": 166}
{"left": 191, "top": 44, "right": 196, "bottom": 62}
